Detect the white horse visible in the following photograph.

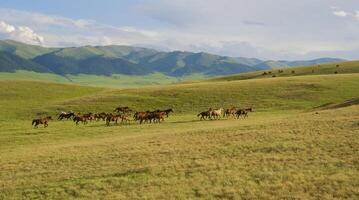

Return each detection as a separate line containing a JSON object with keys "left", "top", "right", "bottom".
{"left": 210, "top": 108, "right": 224, "bottom": 120}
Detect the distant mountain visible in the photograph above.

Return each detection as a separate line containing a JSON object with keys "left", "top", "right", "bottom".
{"left": 0, "top": 40, "right": 58, "bottom": 59}
{"left": 0, "top": 51, "right": 51, "bottom": 73}
{"left": 0, "top": 40, "right": 347, "bottom": 77}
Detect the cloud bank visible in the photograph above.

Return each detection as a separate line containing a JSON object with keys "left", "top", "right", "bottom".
{"left": 0, "top": 0, "right": 359, "bottom": 60}
{"left": 0, "top": 21, "right": 44, "bottom": 45}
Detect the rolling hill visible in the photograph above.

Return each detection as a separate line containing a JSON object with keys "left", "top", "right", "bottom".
{"left": 211, "top": 60, "right": 359, "bottom": 81}
{"left": 0, "top": 40, "right": 348, "bottom": 78}
{"left": 1, "top": 71, "right": 359, "bottom": 199}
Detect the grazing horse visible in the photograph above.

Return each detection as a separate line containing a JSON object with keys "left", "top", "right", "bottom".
{"left": 58, "top": 112, "right": 75, "bottom": 120}
{"left": 210, "top": 108, "right": 224, "bottom": 120}
{"left": 197, "top": 111, "right": 211, "bottom": 120}
{"left": 32, "top": 116, "right": 52, "bottom": 128}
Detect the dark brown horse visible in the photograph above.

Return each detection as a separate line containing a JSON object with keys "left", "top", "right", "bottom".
{"left": 197, "top": 111, "right": 211, "bottom": 120}
{"left": 236, "top": 107, "right": 253, "bottom": 119}
{"left": 114, "top": 106, "right": 132, "bottom": 113}
{"left": 32, "top": 116, "right": 52, "bottom": 128}
{"left": 58, "top": 112, "right": 75, "bottom": 120}
{"left": 94, "top": 112, "right": 108, "bottom": 121}
{"left": 160, "top": 109, "right": 173, "bottom": 117}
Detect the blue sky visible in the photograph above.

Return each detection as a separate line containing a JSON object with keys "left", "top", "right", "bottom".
{"left": 0, "top": 0, "right": 358, "bottom": 60}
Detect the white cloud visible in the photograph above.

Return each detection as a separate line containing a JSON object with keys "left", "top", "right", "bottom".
{"left": 0, "top": 21, "right": 43, "bottom": 45}
{"left": 355, "top": 11, "right": 359, "bottom": 21}
{"left": 333, "top": 11, "right": 348, "bottom": 17}
{"left": 0, "top": 1, "right": 359, "bottom": 60}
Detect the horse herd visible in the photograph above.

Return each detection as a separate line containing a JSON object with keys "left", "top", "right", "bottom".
{"left": 31, "top": 106, "right": 253, "bottom": 128}
{"left": 197, "top": 107, "right": 253, "bottom": 120}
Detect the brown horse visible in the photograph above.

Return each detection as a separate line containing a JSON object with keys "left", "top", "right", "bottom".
{"left": 106, "top": 113, "right": 121, "bottom": 126}
{"left": 73, "top": 115, "right": 88, "bottom": 125}
{"left": 94, "top": 112, "right": 108, "bottom": 121}
{"left": 114, "top": 106, "right": 132, "bottom": 113}
{"left": 32, "top": 116, "right": 52, "bottom": 128}
{"left": 223, "top": 107, "right": 237, "bottom": 118}
{"left": 152, "top": 111, "right": 167, "bottom": 123}
{"left": 82, "top": 113, "right": 94, "bottom": 121}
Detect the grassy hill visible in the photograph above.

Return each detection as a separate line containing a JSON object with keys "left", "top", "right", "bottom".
{"left": 1, "top": 63, "right": 359, "bottom": 198}
{"left": 0, "top": 70, "right": 207, "bottom": 88}
{"left": 0, "top": 74, "right": 359, "bottom": 199}
{"left": 211, "top": 60, "right": 359, "bottom": 81}
{"left": 254, "top": 58, "right": 344, "bottom": 69}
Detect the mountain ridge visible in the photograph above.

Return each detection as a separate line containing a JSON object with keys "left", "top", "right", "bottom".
{"left": 0, "top": 39, "right": 346, "bottom": 77}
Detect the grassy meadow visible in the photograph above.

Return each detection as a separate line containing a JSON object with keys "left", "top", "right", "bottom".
{"left": 0, "top": 70, "right": 207, "bottom": 88}
{"left": 0, "top": 68, "right": 359, "bottom": 199}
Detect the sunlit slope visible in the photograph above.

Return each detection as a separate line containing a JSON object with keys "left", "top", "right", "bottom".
{"left": 210, "top": 60, "right": 359, "bottom": 81}
{"left": 1, "top": 73, "right": 358, "bottom": 120}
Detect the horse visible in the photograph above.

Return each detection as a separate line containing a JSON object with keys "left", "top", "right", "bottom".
{"left": 114, "top": 106, "right": 131, "bottom": 113}
{"left": 223, "top": 107, "right": 237, "bottom": 118}
{"left": 235, "top": 109, "right": 246, "bottom": 119}
{"left": 134, "top": 111, "right": 150, "bottom": 124}
{"left": 105, "top": 113, "right": 122, "bottom": 126}
{"left": 162, "top": 109, "right": 173, "bottom": 117}
{"left": 94, "top": 112, "right": 108, "bottom": 121}
{"left": 197, "top": 111, "right": 211, "bottom": 120}
{"left": 82, "top": 113, "right": 94, "bottom": 121}
{"left": 32, "top": 116, "right": 52, "bottom": 128}
{"left": 58, "top": 111, "right": 75, "bottom": 120}
{"left": 210, "top": 108, "right": 224, "bottom": 120}
{"left": 152, "top": 111, "right": 167, "bottom": 123}
{"left": 235, "top": 108, "right": 253, "bottom": 119}
{"left": 244, "top": 107, "right": 253, "bottom": 113}
{"left": 73, "top": 115, "right": 88, "bottom": 125}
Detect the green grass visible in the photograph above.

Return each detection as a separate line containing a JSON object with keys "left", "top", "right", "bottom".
{"left": 0, "top": 73, "right": 359, "bottom": 199}
{"left": 211, "top": 60, "right": 359, "bottom": 81}
{"left": 0, "top": 70, "right": 208, "bottom": 88}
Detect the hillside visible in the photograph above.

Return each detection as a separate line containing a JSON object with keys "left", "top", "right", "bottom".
{"left": 2, "top": 73, "right": 358, "bottom": 120}
{"left": 254, "top": 58, "right": 344, "bottom": 69}
{"left": 0, "top": 40, "right": 58, "bottom": 59}
{"left": 211, "top": 60, "right": 359, "bottom": 81}
{"left": 0, "top": 51, "right": 52, "bottom": 73}
{"left": 1, "top": 73, "right": 359, "bottom": 199}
